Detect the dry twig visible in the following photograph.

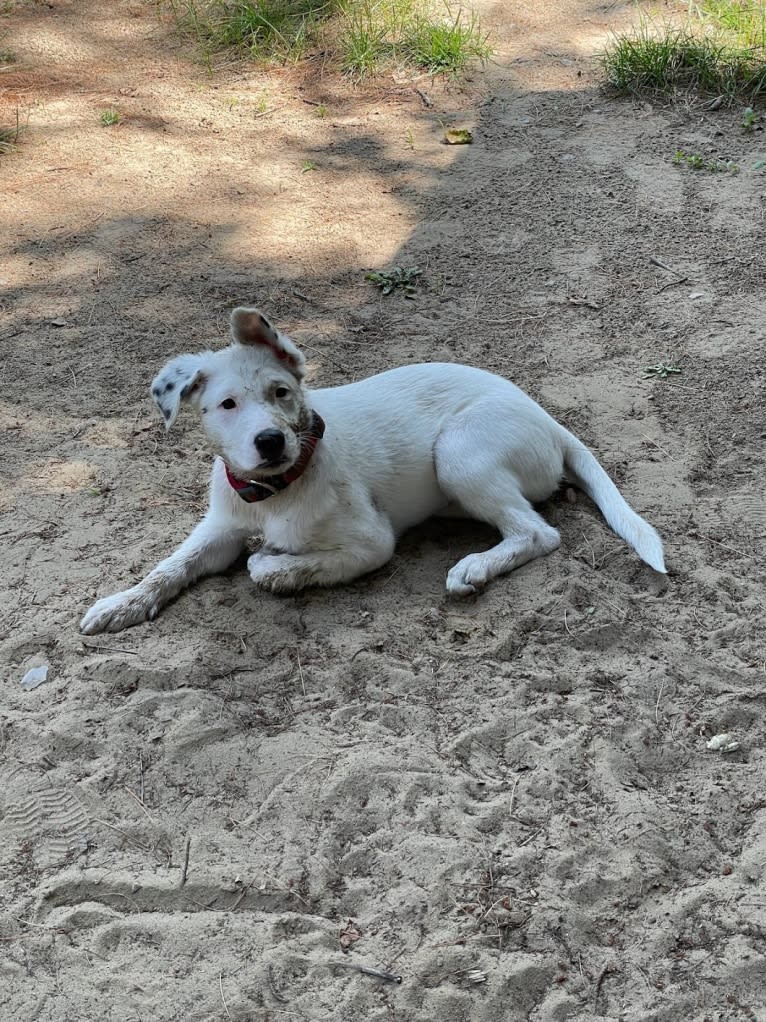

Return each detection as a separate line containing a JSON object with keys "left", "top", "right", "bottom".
{"left": 332, "top": 961, "right": 402, "bottom": 984}
{"left": 179, "top": 836, "right": 191, "bottom": 888}
{"left": 219, "top": 970, "right": 232, "bottom": 1019}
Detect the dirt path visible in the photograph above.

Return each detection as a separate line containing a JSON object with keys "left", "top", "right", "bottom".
{"left": 2, "top": 2, "right": 766, "bottom": 1019}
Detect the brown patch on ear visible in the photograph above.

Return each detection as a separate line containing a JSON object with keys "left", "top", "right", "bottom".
{"left": 230, "top": 308, "right": 280, "bottom": 349}
{"left": 230, "top": 306, "right": 306, "bottom": 379}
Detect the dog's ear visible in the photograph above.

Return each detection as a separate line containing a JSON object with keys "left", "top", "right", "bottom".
{"left": 151, "top": 354, "right": 207, "bottom": 429}
{"left": 230, "top": 307, "right": 306, "bottom": 380}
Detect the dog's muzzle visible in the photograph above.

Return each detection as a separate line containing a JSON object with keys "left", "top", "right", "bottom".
{"left": 225, "top": 411, "right": 325, "bottom": 503}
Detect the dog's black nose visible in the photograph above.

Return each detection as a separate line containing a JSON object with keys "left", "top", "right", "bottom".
{"left": 254, "top": 429, "right": 286, "bottom": 461}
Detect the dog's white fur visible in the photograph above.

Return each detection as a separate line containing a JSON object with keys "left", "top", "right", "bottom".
{"left": 80, "top": 307, "right": 666, "bottom": 635}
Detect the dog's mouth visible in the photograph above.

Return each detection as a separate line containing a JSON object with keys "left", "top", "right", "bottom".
{"left": 223, "top": 412, "right": 325, "bottom": 504}
{"left": 227, "top": 457, "right": 293, "bottom": 482}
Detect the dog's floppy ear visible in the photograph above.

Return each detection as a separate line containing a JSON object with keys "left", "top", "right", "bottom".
{"left": 151, "top": 353, "right": 207, "bottom": 429}
{"left": 230, "top": 307, "right": 306, "bottom": 380}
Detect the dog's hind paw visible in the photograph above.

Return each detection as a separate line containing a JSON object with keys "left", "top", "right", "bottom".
{"left": 80, "top": 587, "right": 161, "bottom": 635}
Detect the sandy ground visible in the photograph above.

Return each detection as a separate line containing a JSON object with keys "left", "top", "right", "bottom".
{"left": 2, "top": 1, "right": 766, "bottom": 1019}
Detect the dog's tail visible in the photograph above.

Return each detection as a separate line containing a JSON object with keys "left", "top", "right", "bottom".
{"left": 562, "top": 432, "right": 666, "bottom": 573}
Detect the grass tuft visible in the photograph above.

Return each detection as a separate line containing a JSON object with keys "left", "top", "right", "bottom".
{"left": 207, "top": 0, "right": 329, "bottom": 61}
{"left": 403, "top": 7, "right": 489, "bottom": 73}
{"left": 338, "top": 1, "right": 390, "bottom": 75}
{"left": 165, "top": 0, "right": 490, "bottom": 76}
{"left": 0, "top": 126, "right": 17, "bottom": 153}
{"left": 697, "top": 0, "right": 766, "bottom": 48}
{"left": 0, "top": 107, "right": 21, "bottom": 155}
{"left": 602, "top": 3, "right": 766, "bottom": 100}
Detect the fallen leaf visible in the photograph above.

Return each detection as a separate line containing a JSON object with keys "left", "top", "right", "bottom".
{"left": 444, "top": 129, "right": 473, "bottom": 145}
{"left": 340, "top": 919, "right": 363, "bottom": 949}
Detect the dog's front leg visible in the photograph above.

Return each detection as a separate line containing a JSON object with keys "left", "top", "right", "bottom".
{"left": 80, "top": 514, "right": 248, "bottom": 634}
{"left": 247, "top": 535, "right": 395, "bottom": 594}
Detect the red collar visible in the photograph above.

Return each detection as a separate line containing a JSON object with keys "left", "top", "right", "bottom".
{"left": 225, "top": 411, "right": 325, "bottom": 503}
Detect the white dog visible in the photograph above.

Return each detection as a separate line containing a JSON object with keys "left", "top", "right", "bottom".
{"left": 80, "top": 307, "right": 666, "bottom": 635}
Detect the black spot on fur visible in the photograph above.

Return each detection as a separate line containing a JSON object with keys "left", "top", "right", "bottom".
{"left": 165, "top": 381, "right": 175, "bottom": 392}
{"left": 152, "top": 385, "right": 160, "bottom": 397}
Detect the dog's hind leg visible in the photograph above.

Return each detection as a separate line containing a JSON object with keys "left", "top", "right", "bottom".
{"left": 436, "top": 436, "right": 561, "bottom": 596}
{"left": 444, "top": 497, "right": 560, "bottom": 595}
{"left": 80, "top": 514, "right": 249, "bottom": 634}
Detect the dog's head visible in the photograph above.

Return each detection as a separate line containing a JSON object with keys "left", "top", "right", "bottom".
{"left": 151, "top": 308, "right": 313, "bottom": 480}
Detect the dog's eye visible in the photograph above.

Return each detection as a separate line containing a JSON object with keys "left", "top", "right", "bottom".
{"left": 274, "top": 386, "right": 290, "bottom": 399}
{"left": 220, "top": 398, "right": 237, "bottom": 410}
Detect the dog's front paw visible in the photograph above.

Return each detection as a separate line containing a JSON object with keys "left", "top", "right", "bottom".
{"left": 446, "top": 555, "right": 489, "bottom": 597}
{"left": 80, "top": 587, "right": 161, "bottom": 635}
{"left": 247, "top": 552, "right": 316, "bottom": 594}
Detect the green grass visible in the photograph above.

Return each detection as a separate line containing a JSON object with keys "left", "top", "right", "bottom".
{"left": 0, "top": 107, "right": 21, "bottom": 155}
{"left": 165, "top": 0, "right": 490, "bottom": 76}
{"left": 402, "top": 6, "right": 489, "bottom": 72}
{"left": 338, "top": 2, "right": 389, "bottom": 75}
{"left": 602, "top": 2, "right": 766, "bottom": 99}
{"left": 99, "top": 107, "right": 121, "bottom": 126}
{"left": 0, "top": 126, "right": 17, "bottom": 153}
{"left": 673, "top": 147, "right": 739, "bottom": 170}
{"left": 338, "top": 0, "right": 490, "bottom": 75}
{"left": 209, "top": 0, "right": 328, "bottom": 60}
{"left": 0, "top": 25, "right": 15, "bottom": 67}
{"left": 696, "top": 0, "right": 766, "bottom": 47}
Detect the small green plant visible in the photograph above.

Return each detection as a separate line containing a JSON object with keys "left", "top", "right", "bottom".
{"left": 673, "top": 148, "right": 739, "bottom": 172}
{"left": 644, "top": 362, "right": 682, "bottom": 379}
{"left": 365, "top": 265, "right": 422, "bottom": 297}
{"left": 100, "top": 108, "right": 121, "bottom": 126}
{"left": 301, "top": 159, "right": 317, "bottom": 172}
{"left": 315, "top": 102, "right": 328, "bottom": 118}
{"left": 742, "top": 105, "right": 758, "bottom": 131}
